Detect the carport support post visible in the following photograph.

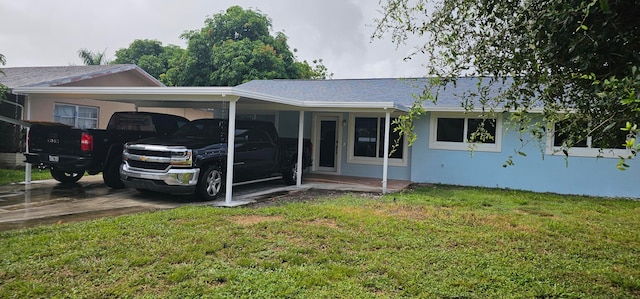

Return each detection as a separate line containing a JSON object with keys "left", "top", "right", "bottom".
{"left": 296, "top": 110, "right": 304, "bottom": 186}
{"left": 382, "top": 111, "right": 390, "bottom": 194}
{"left": 224, "top": 100, "right": 237, "bottom": 204}
{"left": 24, "top": 96, "right": 31, "bottom": 184}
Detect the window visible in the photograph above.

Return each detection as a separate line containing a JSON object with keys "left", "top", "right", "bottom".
{"left": 547, "top": 121, "right": 632, "bottom": 158}
{"left": 429, "top": 112, "right": 502, "bottom": 152}
{"left": 54, "top": 103, "right": 99, "bottom": 129}
{"left": 348, "top": 114, "right": 406, "bottom": 166}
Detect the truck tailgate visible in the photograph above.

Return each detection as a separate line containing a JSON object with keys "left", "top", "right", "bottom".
{"left": 28, "top": 123, "right": 86, "bottom": 157}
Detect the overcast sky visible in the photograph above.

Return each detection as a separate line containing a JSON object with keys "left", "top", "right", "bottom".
{"left": 0, "top": 0, "right": 426, "bottom": 79}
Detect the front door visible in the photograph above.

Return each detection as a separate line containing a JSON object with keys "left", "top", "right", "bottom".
{"left": 315, "top": 116, "right": 339, "bottom": 172}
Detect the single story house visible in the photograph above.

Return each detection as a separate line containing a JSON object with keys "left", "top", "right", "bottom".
{"left": 8, "top": 73, "right": 639, "bottom": 200}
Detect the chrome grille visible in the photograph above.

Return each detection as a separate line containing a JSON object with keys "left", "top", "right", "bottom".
{"left": 127, "top": 148, "right": 171, "bottom": 157}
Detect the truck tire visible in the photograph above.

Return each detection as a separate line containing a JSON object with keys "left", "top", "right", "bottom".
{"left": 283, "top": 161, "right": 298, "bottom": 185}
{"left": 50, "top": 167, "right": 84, "bottom": 184}
{"left": 103, "top": 159, "right": 125, "bottom": 189}
{"left": 196, "top": 166, "right": 224, "bottom": 201}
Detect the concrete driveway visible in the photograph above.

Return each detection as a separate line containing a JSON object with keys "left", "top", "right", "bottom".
{"left": 0, "top": 175, "right": 302, "bottom": 231}
{"left": 0, "top": 174, "right": 410, "bottom": 231}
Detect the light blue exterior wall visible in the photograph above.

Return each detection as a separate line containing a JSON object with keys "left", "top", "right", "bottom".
{"left": 410, "top": 112, "right": 640, "bottom": 198}
{"left": 276, "top": 109, "right": 637, "bottom": 198}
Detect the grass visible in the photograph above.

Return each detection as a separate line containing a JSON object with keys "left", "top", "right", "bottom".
{"left": 0, "top": 167, "right": 52, "bottom": 185}
{"left": 0, "top": 185, "right": 639, "bottom": 298}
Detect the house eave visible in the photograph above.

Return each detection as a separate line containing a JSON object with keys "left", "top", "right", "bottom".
{"left": 13, "top": 86, "right": 238, "bottom": 105}
{"left": 423, "top": 106, "right": 545, "bottom": 113}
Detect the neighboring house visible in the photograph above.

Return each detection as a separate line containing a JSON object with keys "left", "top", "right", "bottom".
{"left": 0, "top": 65, "right": 211, "bottom": 128}
{"left": 13, "top": 77, "right": 639, "bottom": 199}
{"left": 0, "top": 65, "right": 212, "bottom": 167}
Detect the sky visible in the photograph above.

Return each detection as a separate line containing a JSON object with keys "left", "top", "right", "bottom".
{"left": 0, "top": 0, "right": 426, "bottom": 79}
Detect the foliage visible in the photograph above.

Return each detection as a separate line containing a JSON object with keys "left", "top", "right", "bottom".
{"left": 163, "top": 6, "right": 329, "bottom": 86}
{"left": 0, "top": 52, "right": 5, "bottom": 73}
{"left": 1, "top": 186, "right": 638, "bottom": 297}
{"left": 77, "top": 48, "right": 108, "bottom": 65}
{"left": 112, "top": 39, "right": 185, "bottom": 83}
{"left": 374, "top": 0, "right": 640, "bottom": 166}
{"left": 0, "top": 54, "right": 21, "bottom": 153}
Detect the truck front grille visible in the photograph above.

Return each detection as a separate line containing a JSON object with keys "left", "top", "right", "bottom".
{"left": 127, "top": 160, "right": 170, "bottom": 171}
{"left": 127, "top": 148, "right": 171, "bottom": 157}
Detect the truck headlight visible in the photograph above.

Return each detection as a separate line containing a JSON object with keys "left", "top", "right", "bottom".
{"left": 170, "top": 149, "right": 192, "bottom": 167}
{"left": 122, "top": 147, "right": 129, "bottom": 161}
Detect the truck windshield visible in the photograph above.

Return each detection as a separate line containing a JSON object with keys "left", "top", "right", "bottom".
{"left": 172, "top": 119, "right": 224, "bottom": 141}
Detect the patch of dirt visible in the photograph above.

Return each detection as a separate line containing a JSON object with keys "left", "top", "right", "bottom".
{"left": 307, "top": 218, "right": 339, "bottom": 228}
{"left": 229, "top": 215, "right": 283, "bottom": 226}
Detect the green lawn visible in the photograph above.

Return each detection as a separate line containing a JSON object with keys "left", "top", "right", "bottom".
{"left": 0, "top": 167, "right": 52, "bottom": 185}
{"left": 0, "top": 185, "right": 638, "bottom": 298}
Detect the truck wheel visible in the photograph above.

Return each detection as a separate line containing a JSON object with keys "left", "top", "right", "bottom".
{"left": 103, "top": 159, "right": 125, "bottom": 189}
{"left": 196, "top": 166, "right": 223, "bottom": 201}
{"left": 50, "top": 167, "right": 84, "bottom": 184}
{"left": 283, "top": 161, "right": 298, "bottom": 185}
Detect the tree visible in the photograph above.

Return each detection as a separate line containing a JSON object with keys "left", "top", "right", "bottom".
{"left": 77, "top": 48, "right": 108, "bottom": 65}
{"left": 164, "top": 6, "right": 328, "bottom": 86}
{"left": 0, "top": 54, "right": 23, "bottom": 153}
{"left": 112, "top": 39, "right": 185, "bottom": 82}
{"left": 374, "top": 0, "right": 640, "bottom": 167}
{"left": 0, "top": 52, "right": 5, "bottom": 73}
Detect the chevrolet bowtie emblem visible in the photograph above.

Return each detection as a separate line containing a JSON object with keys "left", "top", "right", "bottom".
{"left": 140, "top": 156, "right": 148, "bottom": 161}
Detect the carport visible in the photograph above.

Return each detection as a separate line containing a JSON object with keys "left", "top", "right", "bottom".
{"left": 13, "top": 86, "right": 406, "bottom": 204}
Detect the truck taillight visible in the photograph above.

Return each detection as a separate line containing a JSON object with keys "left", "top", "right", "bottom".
{"left": 81, "top": 133, "right": 93, "bottom": 151}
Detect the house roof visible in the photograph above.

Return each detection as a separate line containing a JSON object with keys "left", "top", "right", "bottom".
{"left": 235, "top": 77, "right": 511, "bottom": 111}
{"left": 0, "top": 64, "right": 162, "bottom": 88}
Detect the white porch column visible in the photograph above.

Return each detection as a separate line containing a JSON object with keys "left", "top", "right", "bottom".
{"left": 382, "top": 111, "right": 391, "bottom": 194}
{"left": 296, "top": 110, "right": 305, "bottom": 186}
{"left": 224, "top": 100, "right": 237, "bottom": 204}
{"left": 24, "top": 96, "right": 31, "bottom": 184}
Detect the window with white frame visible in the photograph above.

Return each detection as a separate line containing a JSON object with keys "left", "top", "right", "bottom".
{"left": 546, "top": 121, "right": 631, "bottom": 158}
{"left": 429, "top": 112, "right": 502, "bottom": 152}
{"left": 54, "top": 103, "right": 99, "bottom": 129}
{"left": 348, "top": 114, "right": 407, "bottom": 166}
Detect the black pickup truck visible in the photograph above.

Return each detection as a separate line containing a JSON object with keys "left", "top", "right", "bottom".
{"left": 24, "top": 111, "right": 188, "bottom": 187}
{"left": 120, "top": 118, "right": 313, "bottom": 200}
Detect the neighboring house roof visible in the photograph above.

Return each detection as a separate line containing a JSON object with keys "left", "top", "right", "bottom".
{"left": 0, "top": 64, "right": 162, "bottom": 88}
{"left": 235, "top": 77, "right": 511, "bottom": 111}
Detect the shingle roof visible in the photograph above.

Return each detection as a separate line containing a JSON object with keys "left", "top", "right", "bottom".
{"left": 235, "top": 77, "right": 509, "bottom": 109}
{"left": 0, "top": 64, "right": 161, "bottom": 88}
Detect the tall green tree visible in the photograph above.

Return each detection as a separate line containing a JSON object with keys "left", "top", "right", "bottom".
{"left": 374, "top": 0, "right": 640, "bottom": 166}
{"left": 112, "top": 39, "right": 185, "bottom": 83}
{"left": 165, "top": 6, "right": 328, "bottom": 86}
{"left": 77, "top": 48, "right": 108, "bottom": 65}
